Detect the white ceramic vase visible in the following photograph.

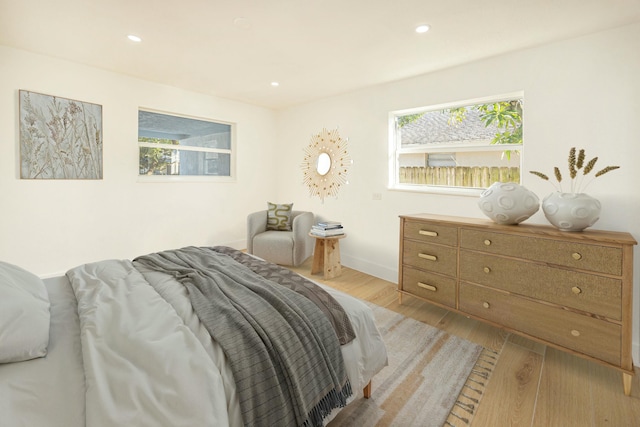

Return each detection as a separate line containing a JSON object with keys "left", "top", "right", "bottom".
{"left": 541, "top": 192, "right": 601, "bottom": 232}
{"left": 478, "top": 182, "right": 540, "bottom": 225}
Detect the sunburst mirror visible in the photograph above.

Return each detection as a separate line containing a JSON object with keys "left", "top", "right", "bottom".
{"left": 301, "top": 127, "right": 351, "bottom": 203}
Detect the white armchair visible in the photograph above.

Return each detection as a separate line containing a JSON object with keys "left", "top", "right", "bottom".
{"left": 247, "top": 210, "right": 315, "bottom": 267}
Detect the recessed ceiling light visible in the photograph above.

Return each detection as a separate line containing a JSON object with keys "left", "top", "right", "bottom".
{"left": 127, "top": 34, "right": 142, "bottom": 42}
{"left": 233, "top": 17, "right": 252, "bottom": 30}
{"left": 271, "top": 82, "right": 280, "bottom": 87}
{"left": 415, "top": 24, "right": 430, "bottom": 34}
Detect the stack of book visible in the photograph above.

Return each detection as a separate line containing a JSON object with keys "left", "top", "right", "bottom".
{"left": 310, "top": 221, "right": 344, "bottom": 237}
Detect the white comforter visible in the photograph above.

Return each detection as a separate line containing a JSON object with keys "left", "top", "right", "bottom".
{"left": 0, "top": 259, "right": 387, "bottom": 427}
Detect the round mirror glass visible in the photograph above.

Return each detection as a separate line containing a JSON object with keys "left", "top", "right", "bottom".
{"left": 316, "top": 152, "right": 331, "bottom": 176}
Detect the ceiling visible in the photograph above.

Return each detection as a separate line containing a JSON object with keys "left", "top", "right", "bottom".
{"left": 2, "top": 0, "right": 640, "bottom": 110}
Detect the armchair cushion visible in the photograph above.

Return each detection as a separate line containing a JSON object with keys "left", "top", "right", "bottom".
{"left": 266, "top": 202, "right": 293, "bottom": 231}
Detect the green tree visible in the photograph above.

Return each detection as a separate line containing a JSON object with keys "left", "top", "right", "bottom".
{"left": 397, "top": 99, "right": 523, "bottom": 157}
{"left": 444, "top": 106, "right": 467, "bottom": 126}
{"left": 477, "top": 100, "right": 523, "bottom": 160}
{"left": 139, "top": 137, "right": 178, "bottom": 175}
{"left": 397, "top": 113, "right": 424, "bottom": 128}
{"left": 444, "top": 100, "right": 523, "bottom": 159}
{"left": 475, "top": 100, "right": 523, "bottom": 146}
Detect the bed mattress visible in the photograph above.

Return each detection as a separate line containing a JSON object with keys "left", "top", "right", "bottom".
{"left": 0, "top": 253, "right": 387, "bottom": 427}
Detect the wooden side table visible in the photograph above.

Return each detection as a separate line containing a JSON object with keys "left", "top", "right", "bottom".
{"left": 309, "top": 233, "right": 346, "bottom": 279}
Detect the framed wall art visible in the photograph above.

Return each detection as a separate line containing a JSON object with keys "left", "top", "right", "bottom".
{"left": 19, "top": 90, "right": 103, "bottom": 179}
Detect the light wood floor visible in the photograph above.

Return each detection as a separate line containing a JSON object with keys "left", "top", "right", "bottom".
{"left": 289, "top": 259, "right": 640, "bottom": 427}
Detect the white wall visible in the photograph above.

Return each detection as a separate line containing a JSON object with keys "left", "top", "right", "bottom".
{"left": 0, "top": 46, "right": 278, "bottom": 276}
{"left": 276, "top": 23, "right": 640, "bottom": 359}
{"left": 2, "top": 23, "right": 639, "bottom": 360}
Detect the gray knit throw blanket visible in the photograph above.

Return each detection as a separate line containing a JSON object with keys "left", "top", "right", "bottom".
{"left": 210, "top": 246, "right": 355, "bottom": 345}
{"left": 134, "top": 246, "right": 352, "bottom": 427}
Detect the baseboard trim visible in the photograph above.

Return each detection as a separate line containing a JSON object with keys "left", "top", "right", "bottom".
{"left": 341, "top": 253, "right": 397, "bottom": 284}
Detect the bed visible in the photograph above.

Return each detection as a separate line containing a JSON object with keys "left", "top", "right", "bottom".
{"left": 0, "top": 246, "right": 387, "bottom": 427}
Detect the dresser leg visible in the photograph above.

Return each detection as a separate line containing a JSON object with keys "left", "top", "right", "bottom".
{"left": 623, "top": 373, "right": 632, "bottom": 396}
{"left": 398, "top": 292, "right": 403, "bottom": 305}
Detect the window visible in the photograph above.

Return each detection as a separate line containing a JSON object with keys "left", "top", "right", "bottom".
{"left": 138, "top": 110, "right": 234, "bottom": 180}
{"left": 389, "top": 93, "right": 523, "bottom": 194}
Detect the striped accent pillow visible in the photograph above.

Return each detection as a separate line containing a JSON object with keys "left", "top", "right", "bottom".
{"left": 266, "top": 202, "right": 293, "bottom": 231}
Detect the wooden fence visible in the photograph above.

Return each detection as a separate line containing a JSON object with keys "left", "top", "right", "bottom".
{"left": 399, "top": 166, "right": 520, "bottom": 188}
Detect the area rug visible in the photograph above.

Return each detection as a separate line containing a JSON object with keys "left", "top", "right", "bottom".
{"left": 328, "top": 302, "right": 498, "bottom": 427}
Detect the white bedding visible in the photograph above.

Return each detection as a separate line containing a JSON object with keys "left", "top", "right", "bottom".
{"left": 0, "top": 258, "right": 387, "bottom": 427}
{"left": 0, "top": 275, "right": 85, "bottom": 427}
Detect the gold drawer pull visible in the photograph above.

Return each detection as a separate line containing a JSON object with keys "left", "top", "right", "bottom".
{"left": 419, "top": 230, "right": 438, "bottom": 237}
{"left": 417, "top": 282, "right": 437, "bottom": 292}
{"left": 572, "top": 286, "right": 582, "bottom": 294}
{"left": 572, "top": 252, "right": 582, "bottom": 260}
{"left": 571, "top": 330, "right": 581, "bottom": 337}
{"left": 484, "top": 239, "right": 492, "bottom": 246}
{"left": 482, "top": 301, "right": 490, "bottom": 309}
{"left": 483, "top": 267, "right": 491, "bottom": 274}
{"left": 418, "top": 253, "right": 437, "bottom": 261}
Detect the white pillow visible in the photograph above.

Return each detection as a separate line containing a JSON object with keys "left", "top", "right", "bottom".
{"left": 0, "top": 261, "right": 51, "bottom": 363}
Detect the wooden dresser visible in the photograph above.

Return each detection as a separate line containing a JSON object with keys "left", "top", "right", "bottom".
{"left": 398, "top": 213, "right": 637, "bottom": 395}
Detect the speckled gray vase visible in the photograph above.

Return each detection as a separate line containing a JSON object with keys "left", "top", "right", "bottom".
{"left": 541, "top": 192, "right": 601, "bottom": 231}
{"left": 478, "top": 182, "right": 540, "bottom": 225}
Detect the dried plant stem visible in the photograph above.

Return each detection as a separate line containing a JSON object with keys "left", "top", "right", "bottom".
{"left": 595, "top": 166, "right": 620, "bottom": 177}
{"left": 582, "top": 166, "right": 620, "bottom": 192}
{"left": 583, "top": 157, "right": 598, "bottom": 174}
{"left": 568, "top": 147, "right": 577, "bottom": 179}
{"left": 576, "top": 149, "right": 585, "bottom": 169}
{"left": 528, "top": 148, "right": 619, "bottom": 194}
{"left": 581, "top": 177, "right": 600, "bottom": 193}
{"left": 553, "top": 167, "right": 563, "bottom": 192}
{"left": 530, "top": 171, "right": 549, "bottom": 180}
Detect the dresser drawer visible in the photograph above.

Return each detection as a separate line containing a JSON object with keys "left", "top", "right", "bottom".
{"left": 460, "top": 229, "right": 622, "bottom": 275}
{"left": 402, "top": 239, "right": 457, "bottom": 277}
{"left": 460, "top": 250, "right": 622, "bottom": 320}
{"left": 403, "top": 220, "right": 458, "bottom": 246}
{"left": 402, "top": 266, "right": 456, "bottom": 308}
{"left": 459, "top": 282, "right": 621, "bottom": 365}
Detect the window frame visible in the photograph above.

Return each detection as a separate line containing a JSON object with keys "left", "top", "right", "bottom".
{"left": 388, "top": 92, "right": 524, "bottom": 197}
{"left": 137, "top": 108, "right": 236, "bottom": 183}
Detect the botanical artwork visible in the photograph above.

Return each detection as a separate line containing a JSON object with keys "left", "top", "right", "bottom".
{"left": 19, "top": 90, "right": 103, "bottom": 179}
